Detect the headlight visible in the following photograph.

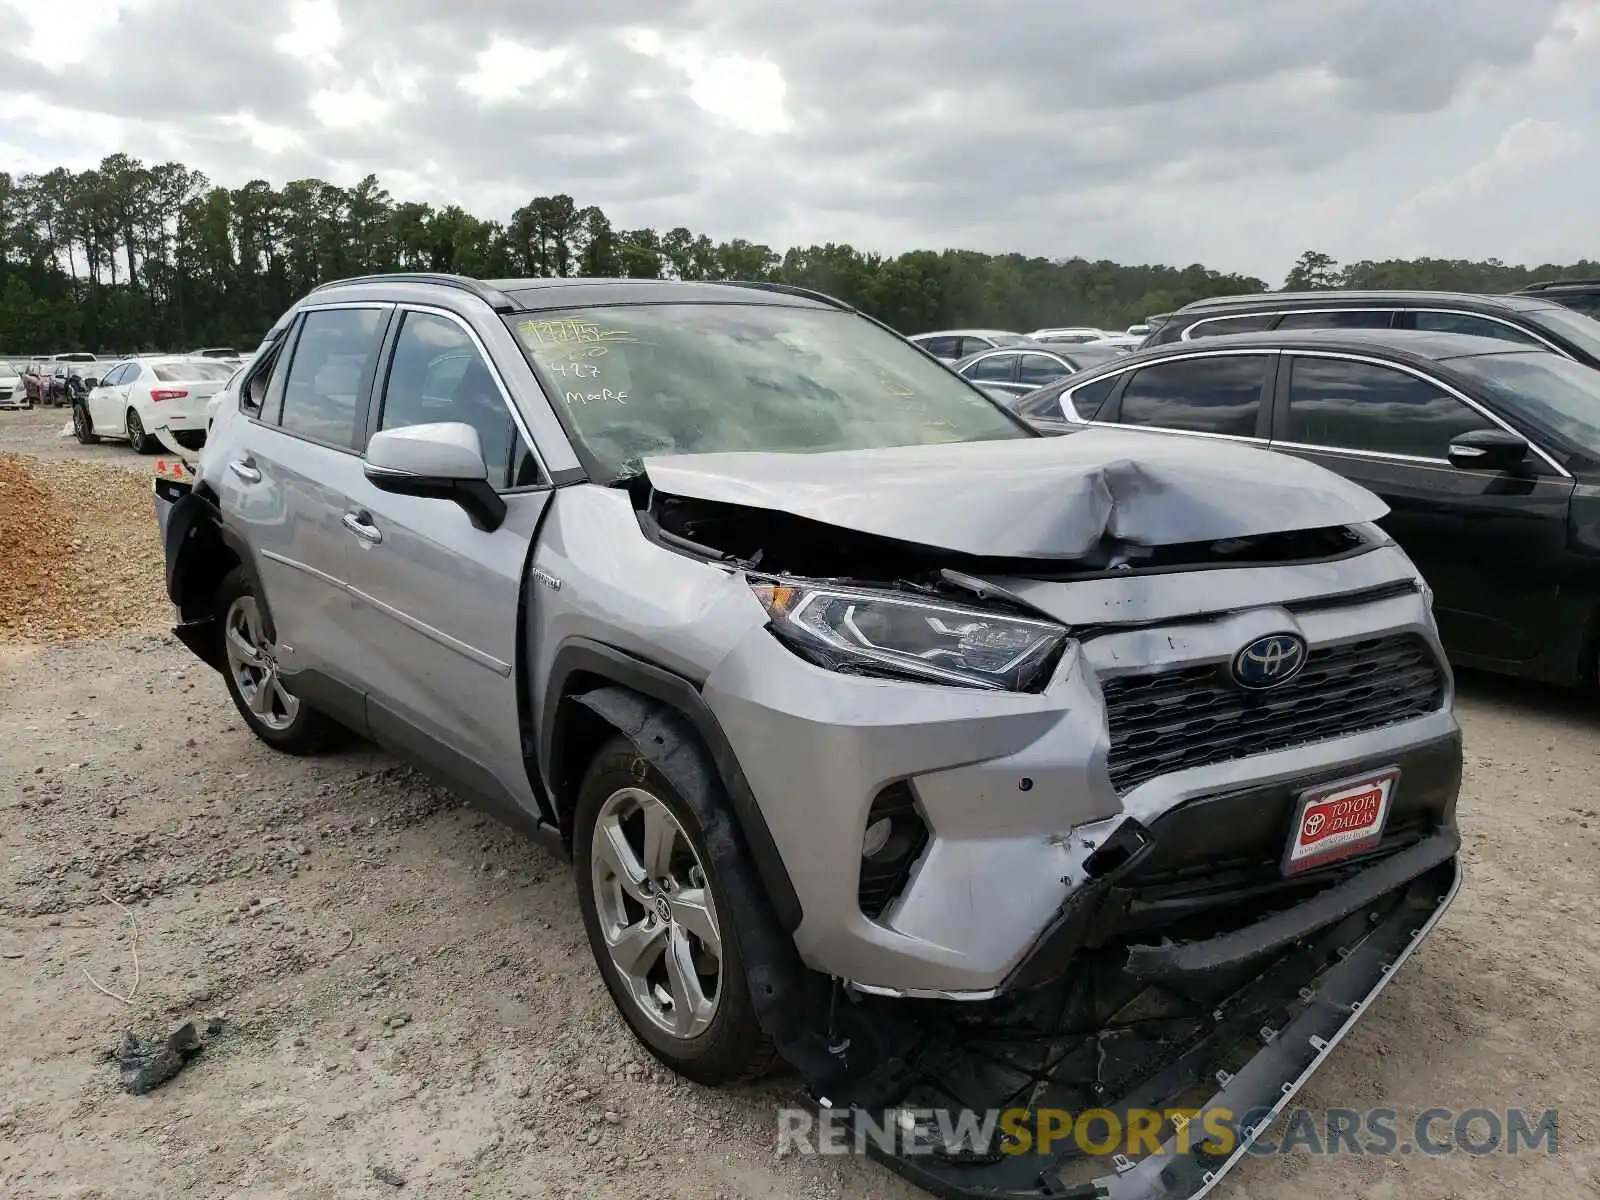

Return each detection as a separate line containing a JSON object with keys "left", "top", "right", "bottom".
{"left": 751, "top": 582, "right": 1070, "bottom": 692}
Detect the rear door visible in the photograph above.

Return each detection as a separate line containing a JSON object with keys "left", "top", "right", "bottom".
{"left": 341, "top": 306, "right": 552, "bottom": 817}
{"left": 1267, "top": 351, "right": 1575, "bottom": 666}
{"left": 217, "top": 303, "right": 393, "bottom": 696}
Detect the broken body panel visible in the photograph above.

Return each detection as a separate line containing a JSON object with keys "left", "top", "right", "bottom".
{"left": 622, "top": 434, "right": 1461, "bottom": 1199}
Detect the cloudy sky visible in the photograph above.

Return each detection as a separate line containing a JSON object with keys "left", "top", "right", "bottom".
{"left": 0, "top": 0, "right": 1595, "bottom": 283}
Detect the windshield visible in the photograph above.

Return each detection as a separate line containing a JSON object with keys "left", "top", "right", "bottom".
{"left": 1526, "top": 306, "right": 1600, "bottom": 362}
{"left": 506, "top": 303, "right": 1028, "bottom": 479}
{"left": 1461, "top": 352, "right": 1600, "bottom": 452}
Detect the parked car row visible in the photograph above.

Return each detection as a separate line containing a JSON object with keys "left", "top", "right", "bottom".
{"left": 10, "top": 347, "right": 246, "bottom": 409}
{"left": 70, "top": 355, "right": 238, "bottom": 451}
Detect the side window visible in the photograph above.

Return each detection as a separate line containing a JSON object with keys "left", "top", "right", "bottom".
{"left": 1275, "top": 310, "right": 1395, "bottom": 330}
{"left": 1555, "top": 294, "right": 1600, "bottom": 317}
{"left": 1064, "top": 374, "right": 1118, "bottom": 420}
{"left": 377, "top": 311, "right": 538, "bottom": 489}
{"left": 1019, "top": 353, "right": 1073, "bottom": 388}
{"left": 1116, "top": 355, "right": 1270, "bottom": 437}
{"left": 1283, "top": 357, "right": 1496, "bottom": 459}
{"left": 1410, "top": 311, "right": 1544, "bottom": 346}
{"left": 964, "top": 353, "right": 1017, "bottom": 383}
{"left": 958, "top": 336, "right": 996, "bottom": 357}
{"left": 99, "top": 365, "right": 124, "bottom": 387}
{"left": 917, "top": 336, "right": 958, "bottom": 358}
{"left": 276, "top": 308, "right": 388, "bottom": 450}
{"left": 1186, "top": 314, "right": 1275, "bottom": 339}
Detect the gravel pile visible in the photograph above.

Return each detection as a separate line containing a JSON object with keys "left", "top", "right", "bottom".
{"left": 0, "top": 453, "right": 169, "bottom": 644}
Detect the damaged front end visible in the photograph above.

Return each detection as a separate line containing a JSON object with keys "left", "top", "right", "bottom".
{"left": 630, "top": 435, "right": 1463, "bottom": 1200}
{"left": 785, "top": 819, "right": 1459, "bottom": 1200}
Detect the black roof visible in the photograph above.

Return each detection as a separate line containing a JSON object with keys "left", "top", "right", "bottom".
{"left": 1172, "top": 289, "right": 1562, "bottom": 316}
{"left": 1074, "top": 328, "right": 1547, "bottom": 374}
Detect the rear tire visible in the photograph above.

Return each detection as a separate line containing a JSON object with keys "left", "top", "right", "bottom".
{"left": 215, "top": 567, "right": 347, "bottom": 756}
{"left": 573, "top": 735, "right": 776, "bottom": 1086}
{"left": 72, "top": 401, "right": 99, "bottom": 444}
{"left": 126, "top": 409, "right": 151, "bottom": 453}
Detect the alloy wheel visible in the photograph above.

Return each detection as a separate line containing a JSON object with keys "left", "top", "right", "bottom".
{"left": 222, "top": 595, "right": 299, "bottom": 732}
{"left": 589, "top": 786, "right": 723, "bottom": 1040}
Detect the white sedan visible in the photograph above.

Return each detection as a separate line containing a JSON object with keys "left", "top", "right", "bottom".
{"left": 73, "top": 356, "right": 236, "bottom": 452}
{"left": 0, "top": 360, "right": 26, "bottom": 409}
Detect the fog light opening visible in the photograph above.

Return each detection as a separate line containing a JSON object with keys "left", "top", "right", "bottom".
{"left": 858, "top": 783, "right": 930, "bottom": 920}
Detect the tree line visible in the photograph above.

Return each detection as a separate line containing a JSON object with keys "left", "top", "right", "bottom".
{"left": 1, "top": 155, "right": 1595, "bottom": 355}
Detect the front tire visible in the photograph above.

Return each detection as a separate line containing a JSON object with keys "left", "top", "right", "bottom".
{"left": 573, "top": 735, "right": 775, "bottom": 1086}
{"left": 126, "top": 409, "right": 151, "bottom": 453}
{"left": 215, "top": 567, "right": 347, "bottom": 755}
{"left": 72, "top": 401, "right": 99, "bottom": 444}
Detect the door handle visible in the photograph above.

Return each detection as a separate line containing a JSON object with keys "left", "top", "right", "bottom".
{"left": 342, "top": 512, "right": 383, "bottom": 545}
{"left": 229, "top": 459, "right": 261, "bottom": 483}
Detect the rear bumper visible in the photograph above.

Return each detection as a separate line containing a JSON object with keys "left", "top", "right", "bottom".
{"left": 153, "top": 477, "right": 218, "bottom": 665}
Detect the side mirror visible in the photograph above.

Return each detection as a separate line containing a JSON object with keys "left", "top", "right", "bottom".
{"left": 83, "top": 377, "right": 99, "bottom": 389}
{"left": 364, "top": 422, "right": 505, "bottom": 532}
{"left": 1447, "top": 428, "right": 1529, "bottom": 471}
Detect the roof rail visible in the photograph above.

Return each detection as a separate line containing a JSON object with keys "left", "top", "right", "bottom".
{"left": 720, "top": 280, "right": 856, "bottom": 312}
{"left": 1516, "top": 278, "right": 1600, "bottom": 292}
{"left": 309, "top": 272, "right": 517, "bottom": 312}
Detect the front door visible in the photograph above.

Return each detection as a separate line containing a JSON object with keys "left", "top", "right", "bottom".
{"left": 1269, "top": 352, "right": 1575, "bottom": 668}
{"left": 87, "top": 364, "right": 130, "bottom": 431}
{"left": 342, "top": 306, "right": 552, "bottom": 818}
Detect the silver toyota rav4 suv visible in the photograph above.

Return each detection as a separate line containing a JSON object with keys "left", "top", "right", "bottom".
{"left": 154, "top": 274, "right": 1462, "bottom": 1200}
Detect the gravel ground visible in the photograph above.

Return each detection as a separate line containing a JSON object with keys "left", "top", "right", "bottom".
{"left": 2, "top": 408, "right": 1598, "bottom": 1199}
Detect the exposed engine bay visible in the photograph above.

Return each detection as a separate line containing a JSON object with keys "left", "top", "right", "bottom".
{"left": 640, "top": 486, "right": 1374, "bottom": 585}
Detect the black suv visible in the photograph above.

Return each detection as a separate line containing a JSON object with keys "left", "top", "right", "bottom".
{"left": 1142, "top": 289, "right": 1600, "bottom": 368}
{"left": 1515, "top": 278, "right": 1600, "bottom": 319}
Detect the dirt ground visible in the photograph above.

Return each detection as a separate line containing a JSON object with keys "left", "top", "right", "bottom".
{"left": 1, "top": 403, "right": 1597, "bottom": 1199}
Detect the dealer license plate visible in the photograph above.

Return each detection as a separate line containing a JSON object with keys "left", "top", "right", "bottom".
{"left": 1282, "top": 768, "right": 1398, "bottom": 874}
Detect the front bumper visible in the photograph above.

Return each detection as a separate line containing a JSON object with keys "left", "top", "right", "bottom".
{"left": 703, "top": 569, "right": 1456, "bottom": 995}
{"left": 844, "top": 854, "right": 1460, "bottom": 1200}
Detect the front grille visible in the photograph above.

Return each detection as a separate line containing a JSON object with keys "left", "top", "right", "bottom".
{"left": 1101, "top": 633, "right": 1445, "bottom": 794}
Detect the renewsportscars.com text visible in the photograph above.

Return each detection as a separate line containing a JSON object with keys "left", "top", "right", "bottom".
{"left": 777, "top": 1105, "right": 1557, "bottom": 1160}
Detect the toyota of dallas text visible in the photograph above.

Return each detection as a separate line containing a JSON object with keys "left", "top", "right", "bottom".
{"left": 148, "top": 273, "right": 1462, "bottom": 1200}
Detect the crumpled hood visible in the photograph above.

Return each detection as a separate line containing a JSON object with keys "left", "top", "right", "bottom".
{"left": 642, "top": 429, "right": 1389, "bottom": 559}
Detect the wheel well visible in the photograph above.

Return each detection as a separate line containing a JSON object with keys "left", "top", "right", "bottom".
{"left": 173, "top": 518, "right": 240, "bottom": 626}
{"left": 549, "top": 670, "right": 633, "bottom": 836}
